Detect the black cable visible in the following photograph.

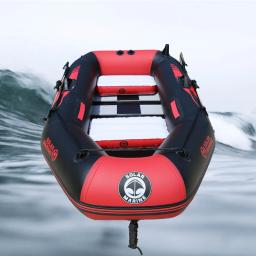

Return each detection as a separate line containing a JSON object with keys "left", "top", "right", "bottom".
{"left": 128, "top": 220, "right": 143, "bottom": 255}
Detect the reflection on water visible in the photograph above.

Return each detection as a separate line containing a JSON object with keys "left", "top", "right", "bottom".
{"left": 1, "top": 151, "right": 255, "bottom": 256}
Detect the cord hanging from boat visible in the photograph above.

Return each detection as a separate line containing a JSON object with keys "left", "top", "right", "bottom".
{"left": 46, "top": 61, "right": 70, "bottom": 118}
{"left": 128, "top": 220, "right": 143, "bottom": 255}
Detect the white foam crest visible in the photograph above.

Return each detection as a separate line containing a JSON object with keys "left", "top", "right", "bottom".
{"left": 17, "top": 72, "right": 53, "bottom": 104}
{"left": 209, "top": 112, "right": 256, "bottom": 151}
{"left": 0, "top": 70, "right": 53, "bottom": 104}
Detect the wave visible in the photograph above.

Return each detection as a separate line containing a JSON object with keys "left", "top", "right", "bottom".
{"left": 0, "top": 69, "right": 255, "bottom": 155}
{"left": 0, "top": 70, "right": 52, "bottom": 179}
{"left": 0, "top": 69, "right": 52, "bottom": 124}
{"left": 209, "top": 112, "right": 256, "bottom": 152}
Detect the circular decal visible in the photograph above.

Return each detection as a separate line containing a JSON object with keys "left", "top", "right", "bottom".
{"left": 119, "top": 172, "right": 151, "bottom": 204}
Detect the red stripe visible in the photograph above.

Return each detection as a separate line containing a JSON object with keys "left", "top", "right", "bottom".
{"left": 52, "top": 91, "right": 61, "bottom": 107}
{"left": 183, "top": 88, "right": 199, "bottom": 106}
{"left": 170, "top": 100, "right": 180, "bottom": 119}
{"left": 97, "top": 85, "right": 157, "bottom": 96}
{"left": 170, "top": 64, "right": 183, "bottom": 79}
{"left": 96, "top": 138, "right": 164, "bottom": 149}
{"left": 69, "top": 65, "right": 80, "bottom": 80}
{"left": 77, "top": 102, "right": 86, "bottom": 120}
{"left": 190, "top": 86, "right": 198, "bottom": 97}
{"left": 57, "top": 91, "right": 70, "bottom": 107}
{"left": 82, "top": 209, "right": 185, "bottom": 220}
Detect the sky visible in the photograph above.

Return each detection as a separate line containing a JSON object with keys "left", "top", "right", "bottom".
{"left": 0, "top": 0, "right": 256, "bottom": 112}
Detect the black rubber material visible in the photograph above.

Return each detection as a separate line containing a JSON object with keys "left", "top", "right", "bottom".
{"left": 117, "top": 95, "right": 141, "bottom": 114}
{"left": 41, "top": 49, "right": 215, "bottom": 208}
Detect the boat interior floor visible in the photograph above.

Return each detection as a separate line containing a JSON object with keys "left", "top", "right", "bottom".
{"left": 88, "top": 75, "right": 169, "bottom": 157}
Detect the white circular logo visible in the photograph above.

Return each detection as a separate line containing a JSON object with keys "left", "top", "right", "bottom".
{"left": 119, "top": 172, "right": 151, "bottom": 204}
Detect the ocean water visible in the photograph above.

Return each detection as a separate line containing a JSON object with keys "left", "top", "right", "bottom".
{"left": 0, "top": 69, "right": 255, "bottom": 256}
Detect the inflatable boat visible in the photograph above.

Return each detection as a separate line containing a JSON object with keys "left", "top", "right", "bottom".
{"left": 41, "top": 44, "right": 215, "bottom": 253}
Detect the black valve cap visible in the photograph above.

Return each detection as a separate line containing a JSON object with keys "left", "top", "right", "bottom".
{"left": 127, "top": 50, "right": 135, "bottom": 55}
{"left": 116, "top": 50, "right": 124, "bottom": 55}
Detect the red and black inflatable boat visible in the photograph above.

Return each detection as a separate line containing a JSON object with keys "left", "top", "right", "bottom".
{"left": 41, "top": 44, "right": 215, "bottom": 253}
